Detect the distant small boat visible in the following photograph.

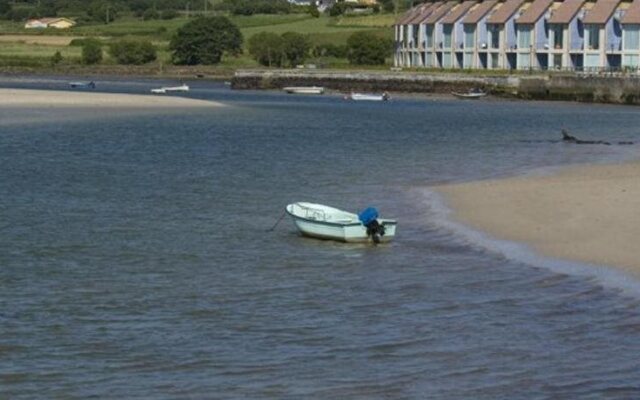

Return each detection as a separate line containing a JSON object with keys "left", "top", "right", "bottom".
{"left": 346, "top": 92, "right": 390, "bottom": 101}
{"left": 286, "top": 202, "right": 397, "bottom": 243}
{"left": 69, "top": 81, "right": 95, "bottom": 89}
{"left": 283, "top": 86, "right": 324, "bottom": 95}
{"left": 451, "top": 89, "right": 487, "bottom": 99}
{"left": 150, "top": 84, "right": 189, "bottom": 94}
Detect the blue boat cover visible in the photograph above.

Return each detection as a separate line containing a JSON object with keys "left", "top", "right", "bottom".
{"left": 358, "top": 207, "right": 379, "bottom": 225}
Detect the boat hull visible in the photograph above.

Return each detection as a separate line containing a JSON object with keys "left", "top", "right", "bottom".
{"left": 348, "top": 93, "right": 389, "bottom": 101}
{"left": 283, "top": 86, "right": 324, "bottom": 95}
{"left": 286, "top": 202, "right": 396, "bottom": 243}
{"left": 451, "top": 92, "right": 487, "bottom": 99}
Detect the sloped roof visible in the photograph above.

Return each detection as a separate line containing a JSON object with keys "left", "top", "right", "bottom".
{"left": 423, "top": 1, "right": 459, "bottom": 24}
{"left": 622, "top": 0, "right": 640, "bottom": 23}
{"left": 516, "top": 0, "right": 553, "bottom": 24}
{"left": 463, "top": 0, "right": 499, "bottom": 24}
{"left": 416, "top": 1, "right": 445, "bottom": 22}
{"left": 407, "top": 3, "right": 439, "bottom": 24}
{"left": 583, "top": 0, "right": 621, "bottom": 24}
{"left": 487, "top": 0, "right": 526, "bottom": 24}
{"left": 441, "top": 0, "right": 477, "bottom": 24}
{"left": 396, "top": 5, "right": 421, "bottom": 25}
{"left": 548, "top": 0, "right": 585, "bottom": 24}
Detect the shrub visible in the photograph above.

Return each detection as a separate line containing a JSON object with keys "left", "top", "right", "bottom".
{"left": 248, "top": 32, "right": 284, "bottom": 67}
{"left": 70, "top": 38, "right": 104, "bottom": 47}
{"left": 170, "top": 16, "right": 243, "bottom": 65}
{"left": 160, "top": 9, "right": 178, "bottom": 20}
{"left": 50, "top": 51, "right": 63, "bottom": 66}
{"left": 313, "top": 43, "right": 347, "bottom": 58}
{"left": 281, "top": 31, "right": 309, "bottom": 67}
{"left": 346, "top": 31, "right": 392, "bottom": 65}
{"left": 142, "top": 8, "right": 159, "bottom": 20}
{"left": 109, "top": 39, "right": 157, "bottom": 65}
{"left": 329, "top": 2, "right": 350, "bottom": 16}
{"left": 81, "top": 38, "right": 103, "bottom": 64}
{"left": 87, "top": 0, "right": 119, "bottom": 23}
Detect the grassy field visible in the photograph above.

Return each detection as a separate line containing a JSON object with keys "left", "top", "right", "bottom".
{"left": 0, "top": 12, "right": 393, "bottom": 71}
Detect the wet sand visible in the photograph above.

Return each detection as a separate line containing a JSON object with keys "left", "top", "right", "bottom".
{"left": 0, "top": 88, "right": 223, "bottom": 108}
{"left": 435, "top": 162, "right": 640, "bottom": 276}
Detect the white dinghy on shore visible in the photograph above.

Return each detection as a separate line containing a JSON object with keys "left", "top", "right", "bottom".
{"left": 345, "top": 92, "right": 390, "bottom": 101}
{"left": 285, "top": 202, "right": 397, "bottom": 243}
{"left": 282, "top": 86, "right": 325, "bottom": 95}
{"left": 151, "top": 84, "right": 190, "bottom": 94}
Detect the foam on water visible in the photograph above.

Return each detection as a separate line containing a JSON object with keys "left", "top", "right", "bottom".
{"left": 419, "top": 187, "right": 640, "bottom": 296}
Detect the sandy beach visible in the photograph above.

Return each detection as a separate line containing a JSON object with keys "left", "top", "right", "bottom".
{"left": 0, "top": 88, "right": 223, "bottom": 108}
{"left": 435, "top": 162, "right": 640, "bottom": 276}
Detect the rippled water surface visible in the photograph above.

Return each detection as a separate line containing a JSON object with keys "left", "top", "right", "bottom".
{"left": 2, "top": 77, "right": 640, "bottom": 399}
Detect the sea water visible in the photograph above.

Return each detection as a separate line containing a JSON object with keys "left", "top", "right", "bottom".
{"left": 1, "top": 77, "right": 640, "bottom": 398}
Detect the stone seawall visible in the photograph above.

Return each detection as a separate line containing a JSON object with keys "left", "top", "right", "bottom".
{"left": 232, "top": 70, "right": 640, "bottom": 105}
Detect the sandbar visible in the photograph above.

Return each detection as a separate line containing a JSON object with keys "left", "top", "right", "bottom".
{"left": 0, "top": 88, "right": 223, "bottom": 108}
{"left": 434, "top": 162, "right": 640, "bottom": 276}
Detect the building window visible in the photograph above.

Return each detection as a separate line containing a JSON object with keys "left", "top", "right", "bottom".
{"left": 553, "top": 54, "right": 563, "bottom": 68}
{"left": 464, "top": 25, "right": 475, "bottom": 48}
{"left": 489, "top": 25, "right": 500, "bottom": 49}
{"left": 518, "top": 25, "right": 532, "bottom": 49}
{"left": 413, "top": 24, "right": 420, "bottom": 45}
{"left": 442, "top": 52, "right": 452, "bottom": 68}
{"left": 491, "top": 52, "right": 499, "bottom": 67}
{"left": 425, "top": 26, "right": 433, "bottom": 48}
{"left": 623, "top": 54, "right": 639, "bottom": 67}
{"left": 463, "top": 52, "right": 473, "bottom": 68}
{"left": 518, "top": 53, "right": 531, "bottom": 68}
{"left": 587, "top": 25, "right": 600, "bottom": 50}
{"left": 443, "top": 25, "right": 453, "bottom": 48}
{"left": 624, "top": 24, "right": 640, "bottom": 51}
{"left": 552, "top": 25, "right": 563, "bottom": 49}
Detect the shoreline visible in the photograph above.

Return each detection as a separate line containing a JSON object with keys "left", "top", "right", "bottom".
{"left": 0, "top": 88, "right": 224, "bottom": 108}
{"left": 433, "top": 161, "right": 640, "bottom": 278}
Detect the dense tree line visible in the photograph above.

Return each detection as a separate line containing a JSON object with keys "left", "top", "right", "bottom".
{"left": 213, "top": 0, "right": 292, "bottom": 16}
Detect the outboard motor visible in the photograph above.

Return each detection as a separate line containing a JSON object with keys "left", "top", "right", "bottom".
{"left": 358, "top": 207, "right": 386, "bottom": 244}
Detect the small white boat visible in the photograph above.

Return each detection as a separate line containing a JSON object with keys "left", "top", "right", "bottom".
{"left": 286, "top": 202, "right": 397, "bottom": 243}
{"left": 346, "top": 92, "right": 390, "bottom": 101}
{"left": 451, "top": 89, "right": 487, "bottom": 99}
{"left": 151, "top": 84, "right": 189, "bottom": 94}
{"left": 164, "top": 84, "right": 189, "bottom": 92}
{"left": 69, "top": 81, "right": 95, "bottom": 89}
{"left": 283, "top": 86, "right": 324, "bottom": 95}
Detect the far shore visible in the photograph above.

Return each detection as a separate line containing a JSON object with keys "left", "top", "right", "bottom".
{"left": 0, "top": 88, "right": 224, "bottom": 108}
{"left": 434, "top": 161, "right": 640, "bottom": 277}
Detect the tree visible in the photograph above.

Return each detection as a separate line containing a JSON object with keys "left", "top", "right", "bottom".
{"left": 307, "top": 4, "right": 319, "bottom": 18}
{"left": 170, "top": 16, "right": 243, "bottom": 65}
{"left": 346, "top": 31, "right": 392, "bottom": 65}
{"left": 142, "top": 8, "right": 159, "bottom": 20}
{"left": 81, "top": 38, "right": 103, "bottom": 64}
{"left": 0, "top": 0, "right": 10, "bottom": 16}
{"left": 50, "top": 51, "right": 63, "bottom": 66}
{"left": 248, "top": 32, "right": 284, "bottom": 67}
{"left": 109, "top": 39, "right": 157, "bottom": 65}
{"left": 87, "top": 0, "right": 118, "bottom": 23}
{"left": 281, "top": 32, "right": 309, "bottom": 67}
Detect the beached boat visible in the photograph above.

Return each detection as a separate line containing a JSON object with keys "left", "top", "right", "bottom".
{"left": 283, "top": 86, "right": 325, "bottom": 95}
{"left": 151, "top": 84, "right": 189, "bottom": 94}
{"left": 451, "top": 89, "right": 487, "bottom": 99}
{"left": 346, "top": 92, "right": 390, "bottom": 101}
{"left": 286, "top": 202, "right": 397, "bottom": 243}
{"left": 69, "top": 81, "right": 96, "bottom": 89}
